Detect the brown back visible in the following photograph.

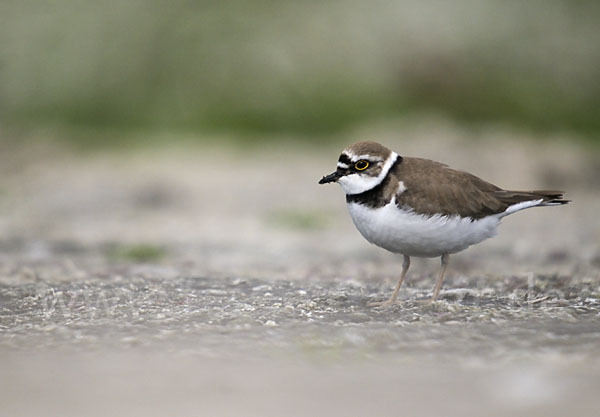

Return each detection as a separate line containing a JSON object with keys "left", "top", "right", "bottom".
{"left": 348, "top": 156, "right": 568, "bottom": 219}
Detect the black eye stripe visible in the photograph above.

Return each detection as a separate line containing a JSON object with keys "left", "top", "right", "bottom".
{"left": 338, "top": 154, "right": 351, "bottom": 165}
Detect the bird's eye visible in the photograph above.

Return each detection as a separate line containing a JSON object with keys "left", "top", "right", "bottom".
{"left": 355, "top": 160, "right": 369, "bottom": 171}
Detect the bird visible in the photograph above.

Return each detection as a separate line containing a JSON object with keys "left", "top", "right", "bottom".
{"left": 319, "top": 141, "right": 569, "bottom": 306}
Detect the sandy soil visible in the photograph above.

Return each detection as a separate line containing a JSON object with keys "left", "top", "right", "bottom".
{"left": 1, "top": 122, "right": 599, "bottom": 416}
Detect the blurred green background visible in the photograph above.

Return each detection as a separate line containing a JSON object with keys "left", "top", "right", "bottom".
{"left": 1, "top": 0, "right": 599, "bottom": 145}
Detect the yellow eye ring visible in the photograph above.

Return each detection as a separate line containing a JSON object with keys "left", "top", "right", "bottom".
{"left": 355, "top": 160, "right": 369, "bottom": 171}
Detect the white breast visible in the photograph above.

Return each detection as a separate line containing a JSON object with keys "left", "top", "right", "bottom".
{"left": 346, "top": 201, "right": 501, "bottom": 258}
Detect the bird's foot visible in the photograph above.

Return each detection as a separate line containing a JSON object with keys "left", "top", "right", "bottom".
{"left": 367, "top": 298, "right": 398, "bottom": 308}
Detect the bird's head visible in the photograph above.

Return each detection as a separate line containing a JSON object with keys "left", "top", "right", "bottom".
{"left": 319, "top": 141, "right": 399, "bottom": 195}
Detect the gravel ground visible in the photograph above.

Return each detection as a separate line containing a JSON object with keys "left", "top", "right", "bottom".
{"left": 1, "top": 125, "right": 599, "bottom": 416}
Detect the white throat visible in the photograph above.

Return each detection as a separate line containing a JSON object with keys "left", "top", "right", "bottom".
{"left": 338, "top": 152, "right": 398, "bottom": 195}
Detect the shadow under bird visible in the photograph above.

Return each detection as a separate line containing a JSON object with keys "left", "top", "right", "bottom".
{"left": 319, "top": 141, "right": 569, "bottom": 306}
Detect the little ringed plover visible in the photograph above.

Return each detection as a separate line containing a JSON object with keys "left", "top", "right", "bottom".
{"left": 319, "top": 141, "right": 569, "bottom": 306}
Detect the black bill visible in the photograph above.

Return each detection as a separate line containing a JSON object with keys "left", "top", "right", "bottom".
{"left": 319, "top": 171, "right": 342, "bottom": 184}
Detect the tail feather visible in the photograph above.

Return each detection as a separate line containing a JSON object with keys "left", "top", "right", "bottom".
{"left": 530, "top": 190, "right": 570, "bottom": 206}
{"left": 494, "top": 190, "right": 570, "bottom": 206}
{"left": 492, "top": 190, "right": 570, "bottom": 217}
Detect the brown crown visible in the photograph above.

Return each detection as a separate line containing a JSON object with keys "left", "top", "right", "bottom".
{"left": 343, "top": 141, "right": 392, "bottom": 160}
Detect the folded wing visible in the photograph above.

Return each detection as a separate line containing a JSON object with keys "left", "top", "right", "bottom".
{"left": 394, "top": 158, "right": 569, "bottom": 219}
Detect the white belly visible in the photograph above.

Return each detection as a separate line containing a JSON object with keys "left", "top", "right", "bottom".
{"left": 347, "top": 202, "right": 501, "bottom": 258}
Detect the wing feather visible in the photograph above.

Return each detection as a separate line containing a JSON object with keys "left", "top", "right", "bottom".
{"left": 393, "top": 158, "right": 568, "bottom": 219}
